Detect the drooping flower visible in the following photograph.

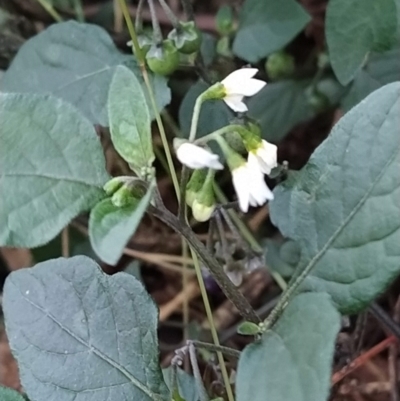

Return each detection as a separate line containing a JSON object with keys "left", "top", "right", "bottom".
{"left": 220, "top": 68, "right": 266, "bottom": 112}
{"left": 174, "top": 141, "right": 223, "bottom": 170}
{"left": 247, "top": 139, "right": 278, "bottom": 175}
{"left": 231, "top": 162, "right": 274, "bottom": 213}
{"left": 191, "top": 170, "right": 216, "bottom": 222}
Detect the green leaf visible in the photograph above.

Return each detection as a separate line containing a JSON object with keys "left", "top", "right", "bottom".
{"left": 1, "top": 21, "right": 170, "bottom": 125}
{"left": 0, "top": 93, "right": 109, "bottom": 248}
{"left": 108, "top": 66, "right": 154, "bottom": 177}
{"left": 342, "top": 47, "right": 400, "bottom": 111}
{"left": 0, "top": 387, "right": 26, "bottom": 401}
{"left": 247, "top": 78, "right": 344, "bottom": 142}
{"left": 270, "top": 82, "right": 400, "bottom": 313}
{"left": 237, "top": 321, "right": 261, "bottom": 336}
{"left": 236, "top": 293, "right": 340, "bottom": 401}
{"left": 232, "top": 0, "right": 310, "bottom": 63}
{"left": 89, "top": 185, "right": 153, "bottom": 265}
{"left": 264, "top": 238, "right": 300, "bottom": 279}
{"left": 163, "top": 368, "right": 200, "bottom": 401}
{"left": 179, "top": 80, "right": 233, "bottom": 138}
{"left": 326, "top": 0, "right": 398, "bottom": 85}
{"left": 3, "top": 256, "right": 169, "bottom": 401}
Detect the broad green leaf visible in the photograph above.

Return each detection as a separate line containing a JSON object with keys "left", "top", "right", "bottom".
{"left": 270, "top": 82, "right": 400, "bottom": 314}
{"left": 163, "top": 368, "right": 200, "bottom": 401}
{"left": 1, "top": 21, "right": 170, "bottom": 125}
{"left": 232, "top": 0, "right": 310, "bottom": 63}
{"left": 236, "top": 293, "right": 340, "bottom": 401}
{"left": 3, "top": 256, "right": 169, "bottom": 401}
{"left": 179, "top": 80, "right": 233, "bottom": 138}
{"left": 89, "top": 185, "right": 153, "bottom": 265}
{"left": 200, "top": 33, "right": 216, "bottom": 66}
{"left": 108, "top": 66, "right": 154, "bottom": 177}
{"left": 265, "top": 238, "right": 300, "bottom": 278}
{"left": 247, "top": 78, "right": 344, "bottom": 142}
{"left": 0, "top": 387, "right": 25, "bottom": 401}
{"left": 0, "top": 93, "right": 109, "bottom": 248}
{"left": 342, "top": 47, "right": 400, "bottom": 111}
{"left": 326, "top": 0, "right": 398, "bottom": 85}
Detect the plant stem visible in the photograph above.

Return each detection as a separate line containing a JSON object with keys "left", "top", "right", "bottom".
{"left": 190, "top": 340, "right": 241, "bottom": 359}
{"left": 72, "top": 0, "right": 84, "bottom": 22}
{"left": 119, "top": 0, "right": 180, "bottom": 197}
{"left": 188, "top": 95, "right": 205, "bottom": 141}
{"left": 157, "top": 0, "right": 180, "bottom": 27}
{"left": 190, "top": 251, "right": 234, "bottom": 401}
{"left": 150, "top": 204, "right": 260, "bottom": 323}
{"left": 148, "top": 0, "right": 163, "bottom": 44}
{"left": 35, "top": 0, "right": 63, "bottom": 22}
{"left": 135, "top": 0, "right": 145, "bottom": 31}
{"left": 194, "top": 124, "right": 246, "bottom": 145}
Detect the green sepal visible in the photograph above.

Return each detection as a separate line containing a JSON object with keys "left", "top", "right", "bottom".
{"left": 168, "top": 21, "right": 202, "bottom": 55}
{"left": 146, "top": 40, "right": 179, "bottom": 75}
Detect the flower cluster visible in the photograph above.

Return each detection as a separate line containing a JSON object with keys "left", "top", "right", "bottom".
{"left": 175, "top": 68, "right": 277, "bottom": 217}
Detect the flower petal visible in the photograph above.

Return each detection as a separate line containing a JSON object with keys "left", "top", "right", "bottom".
{"left": 176, "top": 143, "right": 223, "bottom": 170}
{"left": 221, "top": 68, "right": 259, "bottom": 89}
{"left": 224, "top": 96, "right": 248, "bottom": 112}
{"left": 237, "top": 79, "right": 266, "bottom": 97}
{"left": 232, "top": 166, "right": 250, "bottom": 212}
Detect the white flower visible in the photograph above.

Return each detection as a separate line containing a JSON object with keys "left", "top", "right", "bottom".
{"left": 192, "top": 200, "right": 215, "bottom": 222}
{"left": 221, "top": 68, "right": 266, "bottom": 112}
{"left": 247, "top": 140, "right": 278, "bottom": 175}
{"left": 176, "top": 142, "right": 223, "bottom": 170}
{"left": 232, "top": 162, "right": 273, "bottom": 213}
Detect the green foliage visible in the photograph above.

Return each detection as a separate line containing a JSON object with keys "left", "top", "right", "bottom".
{"left": 326, "top": 0, "right": 398, "bottom": 85}
{"left": 236, "top": 293, "right": 340, "bottom": 401}
{"left": 0, "top": 92, "right": 109, "bottom": 248}
{"left": 265, "top": 238, "right": 300, "bottom": 278}
{"left": 179, "top": 80, "right": 233, "bottom": 138}
{"left": 163, "top": 368, "right": 200, "bottom": 401}
{"left": 342, "top": 47, "right": 400, "bottom": 111}
{"left": 0, "top": 387, "right": 26, "bottom": 401}
{"left": 270, "top": 82, "right": 400, "bottom": 313}
{"left": 233, "top": 0, "right": 310, "bottom": 63}
{"left": 3, "top": 256, "right": 169, "bottom": 401}
{"left": 247, "top": 78, "right": 344, "bottom": 142}
{"left": 89, "top": 185, "right": 154, "bottom": 265}
{"left": 108, "top": 66, "right": 155, "bottom": 178}
{"left": 0, "top": 21, "right": 171, "bottom": 125}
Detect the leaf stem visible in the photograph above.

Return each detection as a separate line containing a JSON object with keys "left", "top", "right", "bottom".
{"left": 72, "top": 0, "right": 85, "bottom": 22}
{"left": 157, "top": 0, "right": 180, "bottom": 28}
{"left": 188, "top": 95, "right": 205, "bottom": 141}
{"left": 190, "top": 340, "right": 241, "bottom": 359}
{"left": 149, "top": 203, "right": 260, "bottom": 323}
{"left": 148, "top": 0, "right": 164, "bottom": 44}
{"left": 35, "top": 0, "right": 63, "bottom": 22}
{"left": 118, "top": 0, "right": 180, "bottom": 197}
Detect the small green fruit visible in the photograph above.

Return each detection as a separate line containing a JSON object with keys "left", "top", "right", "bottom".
{"left": 168, "top": 21, "right": 202, "bottom": 55}
{"left": 146, "top": 40, "right": 179, "bottom": 75}
{"left": 215, "top": 5, "right": 234, "bottom": 36}
{"left": 265, "top": 51, "right": 295, "bottom": 80}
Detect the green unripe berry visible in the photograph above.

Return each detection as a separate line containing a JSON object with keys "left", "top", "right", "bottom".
{"left": 265, "top": 51, "right": 295, "bottom": 80}
{"left": 215, "top": 5, "right": 234, "bottom": 36}
{"left": 168, "top": 21, "right": 202, "bottom": 55}
{"left": 146, "top": 40, "right": 179, "bottom": 75}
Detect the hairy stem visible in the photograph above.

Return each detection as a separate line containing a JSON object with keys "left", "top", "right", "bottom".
{"left": 150, "top": 204, "right": 260, "bottom": 323}
{"left": 157, "top": 0, "right": 180, "bottom": 27}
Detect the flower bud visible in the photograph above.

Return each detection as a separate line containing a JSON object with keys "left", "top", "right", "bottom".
{"left": 186, "top": 169, "right": 208, "bottom": 207}
{"left": 168, "top": 21, "right": 202, "bottom": 55}
{"left": 265, "top": 51, "right": 295, "bottom": 80}
{"left": 111, "top": 185, "right": 136, "bottom": 208}
{"left": 191, "top": 170, "right": 216, "bottom": 222}
{"left": 216, "top": 36, "right": 233, "bottom": 58}
{"left": 215, "top": 5, "right": 234, "bottom": 36}
{"left": 146, "top": 39, "right": 179, "bottom": 75}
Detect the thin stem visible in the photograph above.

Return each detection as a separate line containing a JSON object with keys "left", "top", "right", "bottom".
{"left": 178, "top": 167, "right": 190, "bottom": 222}
{"left": 148, "top": 0, "right": 163, "bottom": 44}
{"left": 180, "top": 0, "right": 194, "bottom": 20}
{"left": 61, "top": 226, "right": 69, "bottom": 257}
{"left": 188, "top": 342, "right": 210, "bottom": 401}
{"left": 135, "top": 0, "right": 145, "bottom": 31}
{"left": 188, "top": 95, "right": 205, "bottom": 142}
{"left": 182, "top": 239, "right": 190, "bottom": 370}
{"left": 35, "top": 0, "right": 63, "bottom": 21}
{"left": 149, "top": 204, "right": 260, "bottom": 323}
{"left": 190, "top": 340, "right": 241, "bottom": 359}
{"left": 158, "top": 0, "right": 180, "bottom": 27}
{"left": 119, "top": 0, "right": 180, "bottom": 197}
{"left": 194, "top": 124, "right": 247, "bottom": 145}
{"left": 190, "top": 251, "right": 234, "bottom": 401}
{"left": 113, "top": 0, "right": 123, "bottom": 32}
{"left": 215, "top": 211, "right": 230, "bottom": 262}
{"left": 72, "top": 0, "right": 85, "bottom": 22}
